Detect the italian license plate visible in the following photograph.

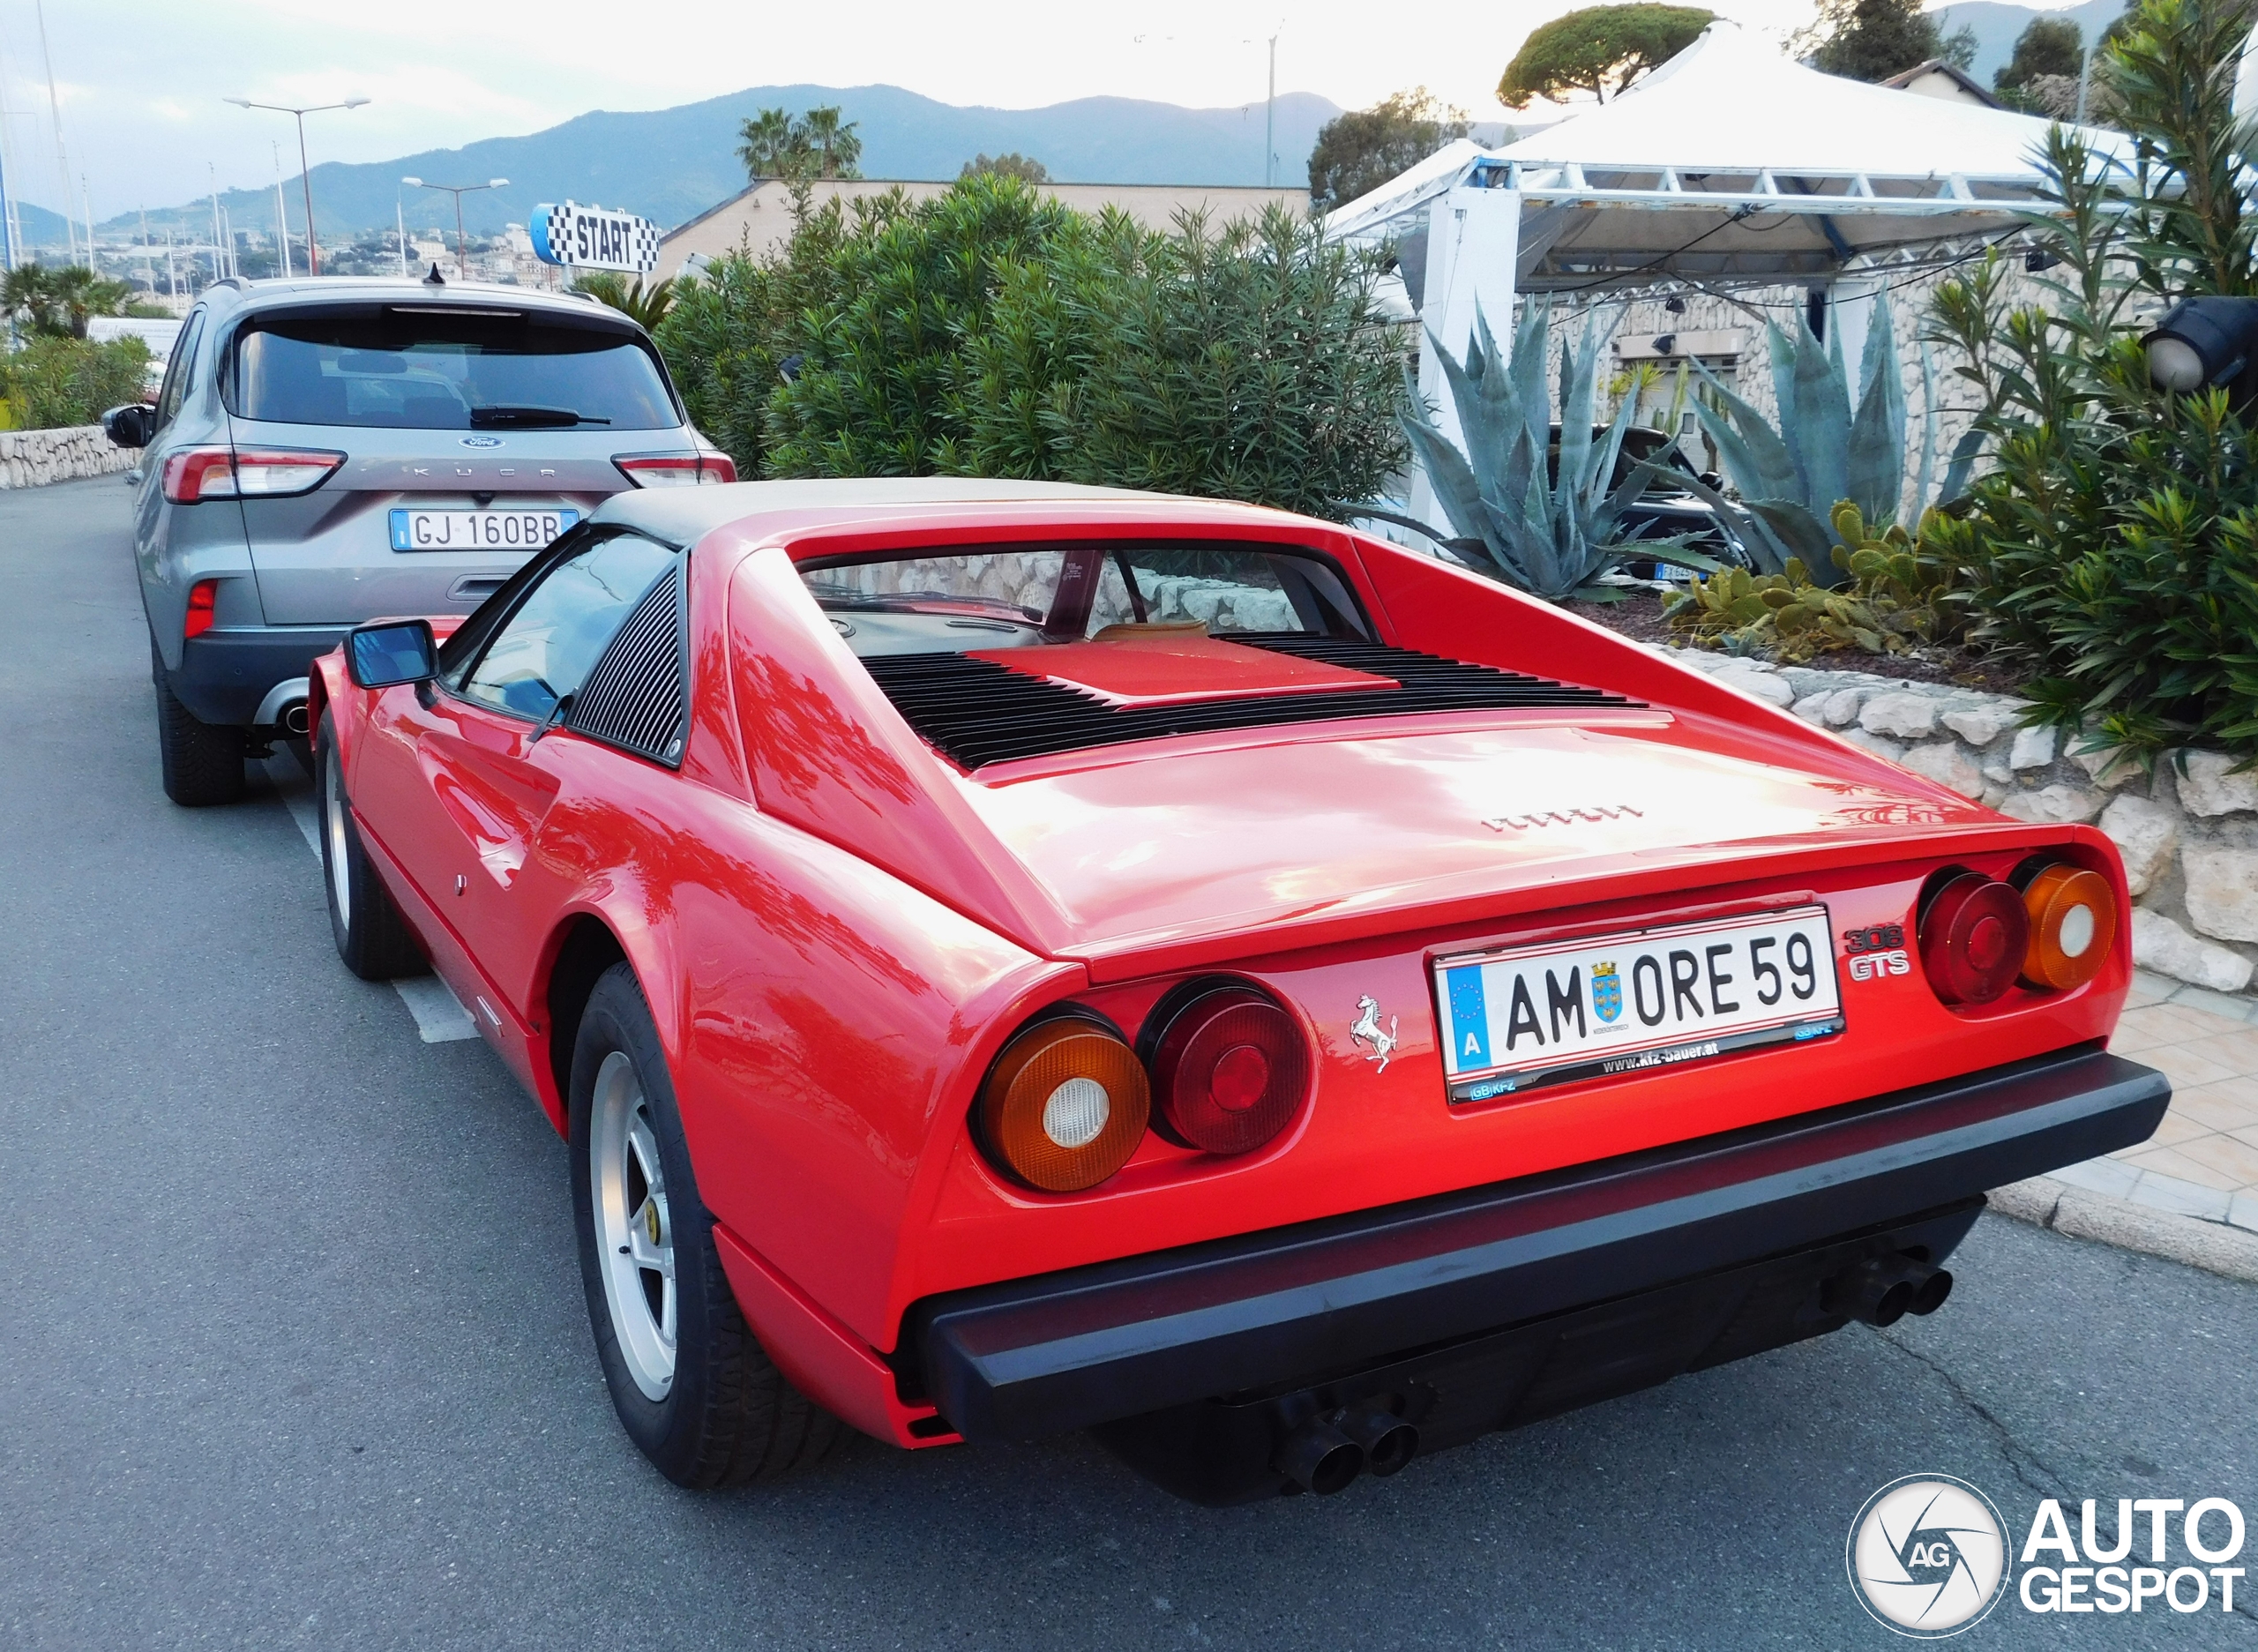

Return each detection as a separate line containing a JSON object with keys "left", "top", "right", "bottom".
{"left": 388, "top": 506, "right": 579, "bottom": 552}
{"left": 1434, "top": 904, "right": 1843, "bottom": 1103}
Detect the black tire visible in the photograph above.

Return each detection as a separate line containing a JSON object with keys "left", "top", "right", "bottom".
{"left": 151, "top": 636, "right": 247, "bottom": 807}
{"left": 570, "top": 961, "right": 846, "bottom": 1488}
{"left": 315, "top": 713, "right": 428, "bottom": 981}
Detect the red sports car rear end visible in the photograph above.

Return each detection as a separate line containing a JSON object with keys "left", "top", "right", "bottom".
{"left": 309, "top": 479, "right": 2165, "bottom": 1503}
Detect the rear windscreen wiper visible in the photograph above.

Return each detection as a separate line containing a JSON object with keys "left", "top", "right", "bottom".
{"left": 468, "top": 405, "right": 611, "bottom": 428}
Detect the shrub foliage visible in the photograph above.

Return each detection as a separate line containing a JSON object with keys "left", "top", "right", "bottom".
{"left": 1925, "top": 0, "right": 2258, "bottom": 759}
{"left": 656, "top": 175, "right": 1409, "bottom": 520}
{"left": 0, "top": 335, "right": 151, "bottom": 430}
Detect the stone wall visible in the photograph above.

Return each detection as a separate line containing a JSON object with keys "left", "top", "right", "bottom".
{"left": 0, "top": 424, "right": 137, "bottom": 489}
{"left": 1666, "top": 648, "right": 2258, "bottom": 996}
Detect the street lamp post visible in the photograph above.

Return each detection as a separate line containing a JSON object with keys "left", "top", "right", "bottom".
{"left": 222, "top": 96, "right": 370, "bottom": 275}
{"left": 400, "top": 178, "right": 509, "bottom": 280}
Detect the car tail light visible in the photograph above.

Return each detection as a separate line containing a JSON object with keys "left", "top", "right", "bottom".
{"left": 614, "top": 452, "right": 732, "bottom": 487}
{"left": 183, "top": 579, "right": 219, "bottom": 639}
{"left": 1918, "top": 871, "right": 2030, "bottom": 1005}
{"left": 2018, "top": 861, "right": 2118, "bottom": 990}
{"left": 976, "top": 1019, "right": 1149, "bottom": 1192}
{"left": 1148, "top": 987, "right": 1309, "bottom": 1155}
{"left": 161, "top": 445, "right": 342, "bottom": 504}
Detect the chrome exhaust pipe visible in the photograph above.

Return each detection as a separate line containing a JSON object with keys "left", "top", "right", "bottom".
{"left": 1274, "top": 1419, "right": 1365, "bottom": 1495}
{"left": 280, "top": 701, "right": 310, "bottom": 736}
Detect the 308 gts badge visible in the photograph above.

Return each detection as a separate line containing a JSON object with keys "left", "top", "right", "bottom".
{"left": 1842, "top": 922, "right": 1911, "bottom": 983}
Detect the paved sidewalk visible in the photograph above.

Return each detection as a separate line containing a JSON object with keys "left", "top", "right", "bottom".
{"left": 1987, "top": 968, "right": 2258, "bottom": 1280}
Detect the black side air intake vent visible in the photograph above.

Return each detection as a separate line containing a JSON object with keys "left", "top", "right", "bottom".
{"left": 571, "top": 568, "right": 686, "bottom": 765}
{"left": 861, "top": 635, "right": 1637, "bottom": 769}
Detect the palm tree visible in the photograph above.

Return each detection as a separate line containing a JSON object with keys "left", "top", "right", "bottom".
{"left": 801, "top": 107, "right": 863, "bottom": 178}
{"left": 2, "top": 263, "right": 131, "bottom": 339}
{"left": 736, "top": 108, "right": 797, "bottom": 182}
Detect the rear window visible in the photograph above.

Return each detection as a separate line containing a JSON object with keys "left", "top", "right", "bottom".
{"left": 800, "top": 543, "right": 1369, "bottom": 657}
{"left": 229, "top": 304, "right": 677, "bottom": 430}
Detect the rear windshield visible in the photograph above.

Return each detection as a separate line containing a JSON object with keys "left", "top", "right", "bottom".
{"left": 230, "top": 305, "right": 677, "bottom": 430}
{"left": 799, "top": 544, "right": 1369, "bottom": 656}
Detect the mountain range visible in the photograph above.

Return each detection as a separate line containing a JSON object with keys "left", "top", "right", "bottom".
{"left": 33, "top": 84, "right": 1340, "bottom": 251}
{"left": 1, "top": 4, "right": 2139, "bottom": 257}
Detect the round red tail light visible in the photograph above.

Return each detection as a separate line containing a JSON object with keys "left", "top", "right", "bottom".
{"left": 2020, "top": 862, "right": 2117, "bottom": 990}
{"left": 1149, "top": 988, "right": 1309, "bottom": 1155}
{"left": 1918, "top": 871, "right": 2031, "bottom": 1005}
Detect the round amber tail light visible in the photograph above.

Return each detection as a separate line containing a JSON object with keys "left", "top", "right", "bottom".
{"left": 976, "top": 1020, "right": 1150, "bottom": 1192}
{"left": 1148, "top": 987, "right": 1310, "bottom": 1155}
{"left": 2020, "top": 863, "right": 2117, "bottom": 990}
{"left": 1918, "top": 871, "right": 2030, "bottom": 1005}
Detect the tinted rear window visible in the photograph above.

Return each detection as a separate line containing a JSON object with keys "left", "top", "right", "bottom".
{"left": 230, "top": 305, "right": 677, "bottom": 430}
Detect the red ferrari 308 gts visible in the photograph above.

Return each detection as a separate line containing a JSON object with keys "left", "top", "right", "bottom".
{"left": 310, "top": 478, "right": 2165, "bottom": 1504}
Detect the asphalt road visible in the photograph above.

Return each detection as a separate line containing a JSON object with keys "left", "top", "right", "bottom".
{"left": 4, "top": 475, "right": 2255, "bottom": 1651}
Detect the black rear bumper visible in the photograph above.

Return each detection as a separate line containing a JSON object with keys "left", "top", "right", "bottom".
{"left": 168, "top": 629, "right": 346, "bottom": 727}
{"left": 910, "top": 1046, "right": 2166, "bottom": 1460}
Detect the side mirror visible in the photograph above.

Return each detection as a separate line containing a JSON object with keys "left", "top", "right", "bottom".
{"left": 103, "top": 403, "right": 153, "bottom": 449}
{"left": 348, "top": 619, "right": 437, "bottom": 689}
{"left": 1700, "top": 472, "right": 1723, "bottom": 491}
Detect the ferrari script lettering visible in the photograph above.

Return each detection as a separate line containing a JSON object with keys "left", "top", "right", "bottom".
{"left": 1482, "top": 805, "right": 1644, "bottom": 832}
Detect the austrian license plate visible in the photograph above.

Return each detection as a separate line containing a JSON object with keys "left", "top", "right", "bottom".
{"left": 388, "top": 506, "right": 579, "bottom": 552}
{"left": 1434, "top": 904, "right": 1843, "bottom": 1103}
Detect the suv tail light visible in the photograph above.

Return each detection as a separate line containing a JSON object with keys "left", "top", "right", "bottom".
{"left": 613, "top": 452, "right": 735, "bottom": 487}
{"left": 1918, "top": 871, "right": 2030, "bottom": 1005}
{"left": 161, "top": 445, "right": 343, "bottom": 504}
{"left": 2018, "top": 861, "right": 2117, "bottom": 990}
{"left": 976, "top": 1020, "right": 1150, "bottom": 1192}
{"left": 1148, "top": 986, "right": 1310, "bottom": 1155}
{"left": 183, "top": 578, "right": 219, "bottom": 639}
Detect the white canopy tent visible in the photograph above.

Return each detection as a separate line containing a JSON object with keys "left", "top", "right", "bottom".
{"left": 1326, "top": 23, "right": 2131, "bottom": 520}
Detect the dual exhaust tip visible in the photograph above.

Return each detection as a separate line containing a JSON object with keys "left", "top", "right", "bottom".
{"left": 1273, "top": 1404, "right": 1420, "bottom": 1496}
{"left": 1824, "top": 1254, "right": 1954, "bottom": 1328}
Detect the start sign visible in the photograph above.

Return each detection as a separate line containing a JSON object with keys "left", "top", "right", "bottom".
{"left": 532, "top": 201, "right": 660, "bottom": 273}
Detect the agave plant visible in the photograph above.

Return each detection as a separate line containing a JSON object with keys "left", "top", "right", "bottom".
{"left": 1367, "top": 302, "right": 1719, "bottom": 602}
{"left": 1663, "top": 299, "right": 1970, "bottom": 575}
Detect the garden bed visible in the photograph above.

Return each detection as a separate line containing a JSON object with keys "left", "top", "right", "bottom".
{"left": 1575, "top": 587, "right": 2033, "bottom": 699}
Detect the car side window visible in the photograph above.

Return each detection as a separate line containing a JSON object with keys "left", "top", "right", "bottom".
{"left": 459, "top": 533, "right": 679, "bottom": 722}
{"left": 153, "top": 310, "right": 206, "bottom": 432}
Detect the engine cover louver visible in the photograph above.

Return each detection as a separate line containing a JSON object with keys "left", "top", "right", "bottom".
{"left": 860, "top": 635, "right": 1639, "bottom": 769}
{"left": 570, "top": 568, "right": 686, "bottom": 765}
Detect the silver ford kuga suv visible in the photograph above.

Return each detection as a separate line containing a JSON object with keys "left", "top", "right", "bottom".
{"left": 104, "top": 273, "right": 730, "bottom": 805}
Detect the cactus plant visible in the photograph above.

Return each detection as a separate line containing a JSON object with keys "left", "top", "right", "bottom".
{"left": 1649, "top": 301, "right": 1969, "bottom": 579}
{"left": 1666, "top": 501, "right": 1971, "bottom": 662}
{"left": 1365, "top": 302, "right": 1720, "bottom": 602}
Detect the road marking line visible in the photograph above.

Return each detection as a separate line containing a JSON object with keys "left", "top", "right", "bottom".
{"left": 265, "top": 756, "right": 482, "bottom": 1043}
{"left": 395, "top": 976, "right": 482, "bottom": 1043}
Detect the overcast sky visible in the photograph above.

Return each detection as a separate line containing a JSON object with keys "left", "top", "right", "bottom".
{"left": 1, "top": 0, "right": 2060, "bottom": 220}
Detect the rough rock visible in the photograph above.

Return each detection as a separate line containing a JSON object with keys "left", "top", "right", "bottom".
{"left": 2098, "top": 794, "right": 2179, "bottom": 898}
{"left": 1939, "top": 700, "right": 2019, "bottom": 748}
{"left": 1859, "top": 691, "right": 1940, "bottom": 739}
{"left": 2067, "top": 741, "right": 2141, "bottom": 790}
{"left": 1711, "top": 667, "right": 1795, "bottom": 706}
{"left": 1839, "top": 729, "right": 1906, "bottom": 762}
{"left": 1822, "top": 686, "right": 1873, "bottom": 728}
{"left": 2183, "top": 846, "right": 2258, "bottom": 942}
{"left": 1996, "top": 783, "right": 2105, "bottom": 824}
{"left": 2007, "top": 724, "right": 2058, "bottom": 771}
{"left": 1899, "top": 741, "right": 1986, "bottom": 798}
{"left": 2132, "top": 908, "right": 2255, "bottom": 992}
{"left": 1791, "top": 691, "right": 1833, "bottom": 725}
{"left": 0, "top": 424, "right": 137, "bottom": 490}
{"left": 2175, "top": 750, "right": 2258, "bottom": 818}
